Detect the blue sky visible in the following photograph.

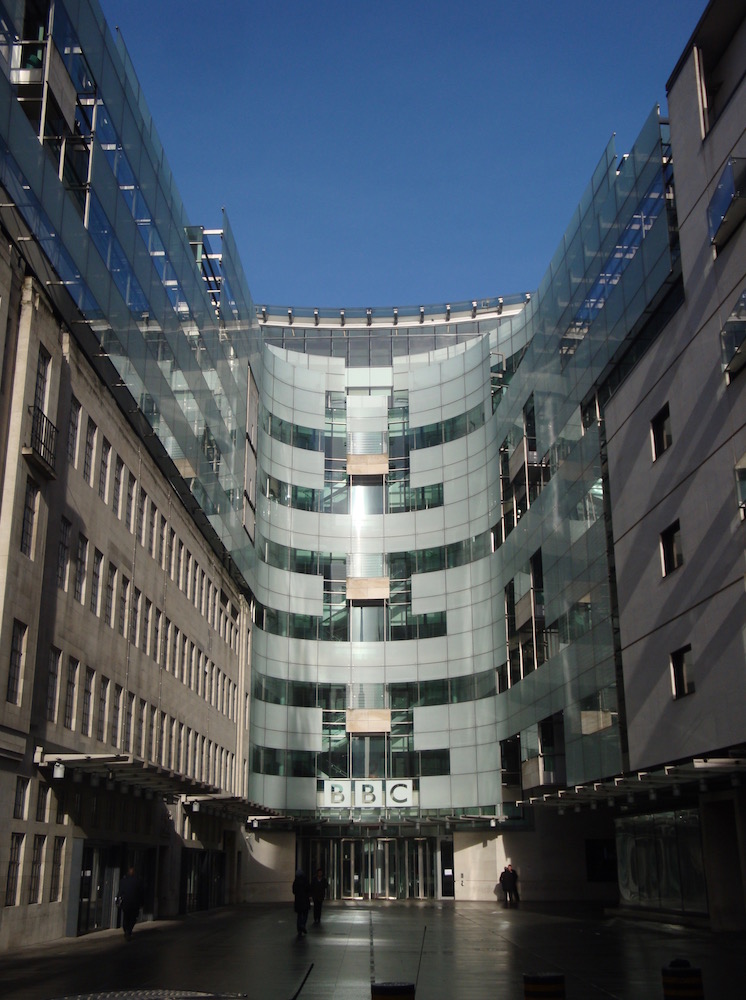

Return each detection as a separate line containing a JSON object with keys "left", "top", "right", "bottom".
{"left": 99, "top": 1, "right": 705, "bottom": 310}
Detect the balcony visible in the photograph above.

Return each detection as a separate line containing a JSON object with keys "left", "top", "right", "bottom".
{"left": 708, "top": 158, "right": 746, "bottom": 251}
{"left": 22, "top": 405, "right": 57, "bottom": 478}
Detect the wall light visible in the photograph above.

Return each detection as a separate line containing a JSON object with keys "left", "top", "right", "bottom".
{"left": 53, "top": 761, "right": 65, "bottom": 780}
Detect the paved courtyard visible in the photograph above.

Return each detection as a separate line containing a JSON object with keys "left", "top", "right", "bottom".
{"left": 0, "top": 901, "right": 741, "bottom": 999}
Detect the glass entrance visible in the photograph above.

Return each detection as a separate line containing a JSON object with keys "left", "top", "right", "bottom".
{"left": 373, "top": 839, "right": 399, "bottom": 898}
{"left": 318, "top": 837, "right": 435, "bottom": 900}
{"left": 341, "top": 839, "right": 364, "bottom": 898}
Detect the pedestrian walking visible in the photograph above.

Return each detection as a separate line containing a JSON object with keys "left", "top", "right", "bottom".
{"left": 292, "top": 868, "right": 311, "bottom": 936}
{"left": 117, "top": 867, "right": 144, "bottom": 939}
{"left": 310, "top": 868, "right": 328, "bottom": 925}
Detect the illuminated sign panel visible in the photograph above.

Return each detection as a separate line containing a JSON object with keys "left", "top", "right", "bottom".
{"left": 322, "top": 779, "right": 413, "bottom": 808}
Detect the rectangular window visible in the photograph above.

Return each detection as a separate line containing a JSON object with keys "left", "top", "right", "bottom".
{"left": 89, "top": 549, "right": 103, "bottom": 615}
{"left": 36, "top": 784, "right": 49, "bottom": 823}
{"left": 28, "top": 834, "right": 45, "bottom": 903}
{"left": 64, "top": 658, "right": 78, "bottom": 730}
{"left": 49, "top": 837, "right": 64, "bottom": 902}
{"left": 118, "top": 577, "right": 129, "bottom": 637}
{"left": 57, "top": 517, "right": 71, "bottom": 588}
{"left": 104, "top": 563, "right": 116, "bottom": 626}
{"left": 74, "top": 533, "right": 88, "bottom": 603}
{"left": 130, "top": 587, "right": 141, "bottom": 646}
{"left": 122, "top": 692, "right": 134, "bottom": 752}
{"left": 7, "top": 619, "right": 26, "bottom": 705}
{"left": 5, "top": 833, "right": 24, "bottom": 906}
{"left": 20, "top": 478, "right": 38, "bottom": 557}
{"left": 97, "top": 677, "right": 109, "bottom": 742}
{"left": 158, "top": 515, "right": 166, "bottom": 567}
{"left": 98, "top": 439, "right": 111, "bottom": 500}
{"left": 110, "top": 684, "right": 122, "bottom": 746}
{"left": 13, "top": 776, "right": 28, "bottom": 819}
{"left": 671, "top": 644, "right": 695, "bottom": 698}
{"left": 148, "top": 504, "right": 157, "bottom": 557}
{"left": 651, "top": 403, "right": 672, "bottom": 460}
{"left": 153, "top": 608, "right": 161, "bottom": 663}
{"left": 125, "top": 473, "right": 135, "bottom": 532}
{"left": 137, "top": 699, "right": 146, "bottom": 756}
{"left": 67, "top": 398, "right": 80, "bottom": 464}
{"left": 113, "top": 457, "right": 123, "bottom": 516}
{"left": 35, "top": 346, "right": 50, "bottom": 412}
{"left": 82, "top": 667, "right": 95, "bottom": 736}
{"left": 141, "top": 598, "right": 151, "bottom": 653}
{"left": 46, "top": 647, "right": 60, "bottom": 722}
{"left": 83, "top": 417, "right": 96, "bottom": 484}
{"left": 137, "top": 488, "right": 147, "bottom": 546}
{"left": 167, "top": 528, "right": 175, "bottom": 576}
{"left": 661, "top": 520, "right": 684, "bottom": 576}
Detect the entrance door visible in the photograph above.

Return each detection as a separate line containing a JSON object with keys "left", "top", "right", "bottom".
{"left": 407, "top": 838, "right": 431, "bottom": 899}
{"left": 373, "top": 839, "right": 399, "bottom": 898}
{"left": 341, "top": 839, "right": 364, "bottom": 898}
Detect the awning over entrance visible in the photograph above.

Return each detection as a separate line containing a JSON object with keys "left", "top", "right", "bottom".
{"left": 33, "top": 746, "right": 276, "bottom": 818}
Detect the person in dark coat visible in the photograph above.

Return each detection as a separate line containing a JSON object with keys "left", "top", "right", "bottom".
{"left": 499, "top": 863, "right": 519, "bottom": 907}
{"left": 292, "top": 868, "right": 311, "bottom": 935}
{"left": 310, "top": 868, "right": 328, "bottom": 925}
{"left": 117, "top": 867, "right": 144, "bottom": 939}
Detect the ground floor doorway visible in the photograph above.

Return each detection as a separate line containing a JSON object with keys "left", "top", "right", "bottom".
{"left": 300, "top": 836, "right": 440, "bottom": 899}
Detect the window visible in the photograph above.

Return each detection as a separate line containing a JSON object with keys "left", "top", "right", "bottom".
{"left": 28, "top": 834, "right": 45, "bottom": 903}
{"left": 112, "top": 457, "right": 123, "bottom": 516}
{"left": 125, "top": 473, "right": 135, "bottom": 531}
{"left": 111, "top": 684, "right": 122, "bottom": 746}
{"left": 13, "top": 777, "right": 28, "bottom": 819}
{"left": 660, "top": 520, "right": 683, "bottom": 576}
{"left": 141, "top": 597, "right": 151, "bottom": 653}
{"left": 46, "top": 648, "right": 60, "bottom": 722}
{"left": 136, "top": 488, "right": 147, "bottom": 545}
{"left": 671, "top": 644, "right": 695, "bottom": 698}
{"left": 89, "top": 549, "right": 103, "bottom": 614}
{"left": 148, "top": 504, "right": 157, "bottom": 557}
{"left": 137, "top": 699, "right": 146, "bottom": 756}
{"left": 67, "top": 398, "right": 80, "bottom": 464}
{"left": 97, "top": 677, "right": 109, "bottom": 742}
{"left": 49, "top": 837, "right": 65, "bottom": 902}
{"left": 83, "top": 417, "right": 96, "bottom": 484}
{"left": 98, "top": 439, "right": 110, "bottom": 500}
{"left": 57, "top": 517, "right": 71, "bottom": 588}
{"left": 35, "top": 346, "right": 50, "bottom": 412}
{"left": 20, "top": 478, "right": 38, "bottom": 557}
{"left": 64, "top": 658, "right": 78, "bottom": 730}
{"left": 36, "top": 785, "right": 49, "bottom": 823}
{"left": 130, "top": 587, "right": 141, "bottom": 645}
{"left": 118, "top": 577, "right": 129, "bottom": 636}
{"left": 7, "top": 619, "right": 26, "bottom": 705}
{"left": 74, "top": 533, "right": 88, "bottom": 603}
{"left": 153, "top": 608, "right": 161, "bottom": 663}
{"left": 82, "top": 667, "right": 95, "bottom": 736}
{"left": 104, "top": 563, "right": 116, "bottom": 626}
{"left": 651, "top": 403, "right": 672, "bottom": 460}
{"left": 123, "top": 692, "right": 134, "bottom": 752}
{"left": 5, "top": 833, "right": 24, "bottom": 906}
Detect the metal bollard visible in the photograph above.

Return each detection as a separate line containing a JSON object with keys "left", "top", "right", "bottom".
{"left": 661, "top": 959, "right": 704, "bottom": 999}
{"left": 523, "top": 972, "right": 566, "bottom": 998}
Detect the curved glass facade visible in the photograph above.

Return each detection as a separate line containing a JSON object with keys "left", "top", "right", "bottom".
{"left": 0, "top": 0, "right": 678, "bottom": 829}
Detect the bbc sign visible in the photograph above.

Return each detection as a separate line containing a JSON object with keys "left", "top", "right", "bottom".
{"left": 322, "top": 779, "right": 414, "bottom": 808}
